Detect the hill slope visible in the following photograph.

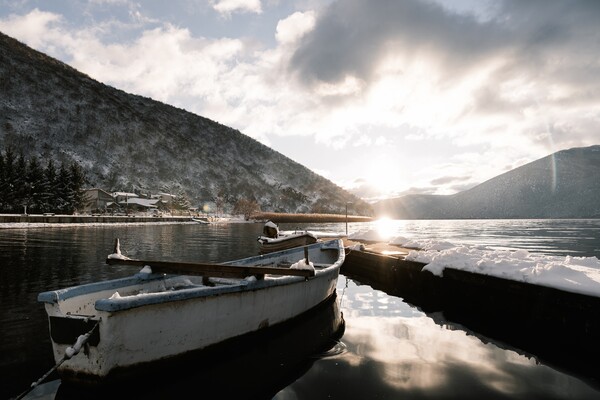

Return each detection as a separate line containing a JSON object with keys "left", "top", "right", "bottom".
{"left": 0, "top": 32, "right": 371, "bottom": 215}
{"left": 374, "top": 145, "right": 600, "bottom": 219}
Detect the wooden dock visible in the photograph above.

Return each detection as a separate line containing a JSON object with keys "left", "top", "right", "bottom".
{"left": 340, "top": 239, "right": 600, "bottom": 388}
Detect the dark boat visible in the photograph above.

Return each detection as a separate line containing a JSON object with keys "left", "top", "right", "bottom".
{"left": 258, "top": 221, "right": 318, "bottom": 254}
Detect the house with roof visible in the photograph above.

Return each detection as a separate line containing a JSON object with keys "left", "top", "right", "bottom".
{"left": 112, "top": 192, "right": 139, "bottom": 203}
{"left": 84, "top": 188, "right": 115, "bottom": 213}
{"left": 119, "top": 197, "right": 160, "bottom": 212}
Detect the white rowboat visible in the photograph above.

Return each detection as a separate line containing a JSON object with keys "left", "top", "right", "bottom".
{"left": 37, "top": 239, "right": 344, "bottom": 385}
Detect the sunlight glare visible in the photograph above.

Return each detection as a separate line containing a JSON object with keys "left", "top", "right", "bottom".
{"left": 375, "top": 217, "right": 397, "bottom": 241}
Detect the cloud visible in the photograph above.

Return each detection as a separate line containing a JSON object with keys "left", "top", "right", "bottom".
{"left": 289, "top": 0, "right": 504, "bottom": 88}
{"left": 0, "top": 8, "right": 63, "bottom": 49}
{"left": 210, "top": 0, "right": 262, "bottom": 16}
{"left": 275, "top": 11, "right": 315, "bottom": 44}
{"left": 286, "top": 0, "right": 600, "bottom": 155}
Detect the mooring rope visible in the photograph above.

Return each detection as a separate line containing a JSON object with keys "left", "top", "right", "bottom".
{"left": 339, "top": 275, "right": 349, "bottom": 310}
{"left": 14, "top": 318, "right": 101, "bottom": 400}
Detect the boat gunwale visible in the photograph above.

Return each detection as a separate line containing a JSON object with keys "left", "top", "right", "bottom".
{"left": 257, "top": 231, "right": 318, "bottom": 245}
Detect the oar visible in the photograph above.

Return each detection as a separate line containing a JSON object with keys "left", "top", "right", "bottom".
{"left": 105, "top": 257, "right": 315, "bottom": 279}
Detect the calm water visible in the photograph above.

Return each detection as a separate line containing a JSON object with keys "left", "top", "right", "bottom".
{"left": 1, "top": 219, "right": 600, "bottom": 399}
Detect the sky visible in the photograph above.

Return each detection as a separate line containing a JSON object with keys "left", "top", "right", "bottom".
{"left": 1, "top": 0, "right": 599, "bottom": 202}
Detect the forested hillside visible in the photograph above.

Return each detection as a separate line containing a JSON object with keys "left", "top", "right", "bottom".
{"left": 0, "top": 32, "right": 371, "bottom": 216}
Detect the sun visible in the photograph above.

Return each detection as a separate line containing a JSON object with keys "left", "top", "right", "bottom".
{"left": 364, "top": 157, "right": 402, "bottom": 195}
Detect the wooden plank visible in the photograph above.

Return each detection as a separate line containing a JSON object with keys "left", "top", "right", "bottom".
{"left": 105, "top": 258, "right": 315, "bottom": 279}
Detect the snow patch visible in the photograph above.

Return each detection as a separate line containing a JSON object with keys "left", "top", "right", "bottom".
{"left": 290, "top": 259, "right": 315, "bottom": 271}
{"left": 139, "top": 265, "right": 152, "bottom": 274}
{"left": 406, "top": 245, "right": 600, "bottom": 297}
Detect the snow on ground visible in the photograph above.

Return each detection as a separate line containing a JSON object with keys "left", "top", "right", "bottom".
{"left": 350, "top": 229, "right": 600, "bottom": 298}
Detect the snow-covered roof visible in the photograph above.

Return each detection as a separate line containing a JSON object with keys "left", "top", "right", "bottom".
{"left": 113, "top": 192, "right": 138, "bottom": 197}
{"left": 119, "top": 198, "right": 159, "bottom": 208}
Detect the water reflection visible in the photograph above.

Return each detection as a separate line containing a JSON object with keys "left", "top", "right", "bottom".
{"left": 274, "top": 278, "right": 599, "bottom": 399}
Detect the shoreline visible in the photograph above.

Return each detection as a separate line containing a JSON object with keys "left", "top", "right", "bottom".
{"left": 0, "top": 212, "right": 374, "bottom": 228}
{"left": 252, "top": 212, "right": 373, "bottom": 223}
{"left": 0, "top": 214, "right": 198, "bottom": 229}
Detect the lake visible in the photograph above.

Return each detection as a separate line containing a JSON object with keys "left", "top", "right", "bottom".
{"left": 1, "top": 219, "right": 599, "bottom": 399}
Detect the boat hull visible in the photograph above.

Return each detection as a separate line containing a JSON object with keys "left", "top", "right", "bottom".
{"left": 41, "top": 293, "right": 344, "bottom": 396}
{"left": 38, "top": 240, "right": 344, "bottom": 384}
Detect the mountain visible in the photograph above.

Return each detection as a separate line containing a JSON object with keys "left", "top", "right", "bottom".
{"left": 374, "top": 145, "right": 600, "bottom": 219}
{"left": 0, "top": 32, "right": 371, "bottom": 215}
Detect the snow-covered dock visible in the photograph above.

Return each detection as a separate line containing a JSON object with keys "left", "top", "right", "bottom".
{"left": 340, "top": 232, "right": 600, "bottom": 387}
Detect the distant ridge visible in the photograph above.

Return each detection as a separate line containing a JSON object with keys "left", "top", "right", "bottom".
{"left": 0, "top": 31, "right": 371, "bottom": 215}
{"left": 374, "top": 145, "right": 600, "bottom": 219}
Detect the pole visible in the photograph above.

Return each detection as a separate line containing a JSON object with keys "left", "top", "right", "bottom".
{"left": 345, "top": 201, "right": 353, "bottom": 236}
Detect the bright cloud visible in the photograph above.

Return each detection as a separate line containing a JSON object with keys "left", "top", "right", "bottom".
{"left": 0, "top": 8, "right": 62, "bottom": 49}
{"left": 210, "top": 0, "right": 262, "bottom": 16}
{"left": 275, "top": 11, "right": 315, "bottom": 44}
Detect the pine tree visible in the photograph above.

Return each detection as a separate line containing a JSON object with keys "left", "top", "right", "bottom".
{"left": 13, "top": 153, "right": 27, "bottom": 213}
{"left": 55, "top": 163, "right": 71, "bottom": 213}
{"left": 44, "top": 159, "right": 58, "bottom": 212}
{"left": 69, "top": 162, "right": 87, "bottom": 213}
{"left": 0, "top": 148, "right": 88, "bottom": 214}
{"left": 0, "top": 149, "right": 16, "bottom": 212}
{"left": 26, "top": 156, "right": 45, "bottom": 213}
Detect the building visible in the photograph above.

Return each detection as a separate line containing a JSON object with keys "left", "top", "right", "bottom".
{"left": 84, "top": 189, "right": 115, "bottom": 213}
{"left": 119, "top": 197, "right": 160, "bottom": 212}
{"left": 112, "top": 192, "right": 139, "bottom": 204}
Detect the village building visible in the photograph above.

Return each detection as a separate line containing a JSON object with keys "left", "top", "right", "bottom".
{"left": 112, "top": 192, "right": 139, "bottom": 204}
{"left": 84, "top": 188, "right": 116, "bottom": 213}
{"left": 119, "top": 197, "right": 160, "bottom": 213}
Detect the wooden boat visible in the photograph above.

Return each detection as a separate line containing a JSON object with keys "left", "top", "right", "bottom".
{"left": 37, "top": 239, "right": 344, "bottom": 385}
{"left": 30, "top": 293, "right": 344, "bottom": 398}
{"left": 191, "top": 217, "right": 210, "bottom": 224}
{"left": 257, "top": 221, "right": 318, "bottom": 254}
{"left": 258, "top": 231, "right": 318, "bottom": 254}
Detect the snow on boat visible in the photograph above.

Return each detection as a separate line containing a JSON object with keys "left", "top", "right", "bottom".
{"left": 258, "top": 231, "right": 319, "bottom": 254}
{"left": 37, "top": 239, "right": 344, "bottom": 385}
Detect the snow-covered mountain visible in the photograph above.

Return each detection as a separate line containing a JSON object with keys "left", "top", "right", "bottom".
{"left": 0, "top": 32, "right": 371, "bottom": 215}
{"left": 374, "top": 145, "right": 600, "bottom": 219}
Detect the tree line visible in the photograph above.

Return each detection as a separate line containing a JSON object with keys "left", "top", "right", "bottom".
{"left": 0, "top": 148, "right": 87, "bottom": 214}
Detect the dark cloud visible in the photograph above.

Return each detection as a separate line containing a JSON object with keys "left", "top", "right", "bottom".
{"left": 288, "top": 0, "right": 505, "bottom": 90}
{"left": 288, "top": 0, "right": 600, "bottom": 107}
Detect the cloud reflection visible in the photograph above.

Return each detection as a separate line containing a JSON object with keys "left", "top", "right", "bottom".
{"left": 309, "top": 278, "right": 600, "bottom": 399}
